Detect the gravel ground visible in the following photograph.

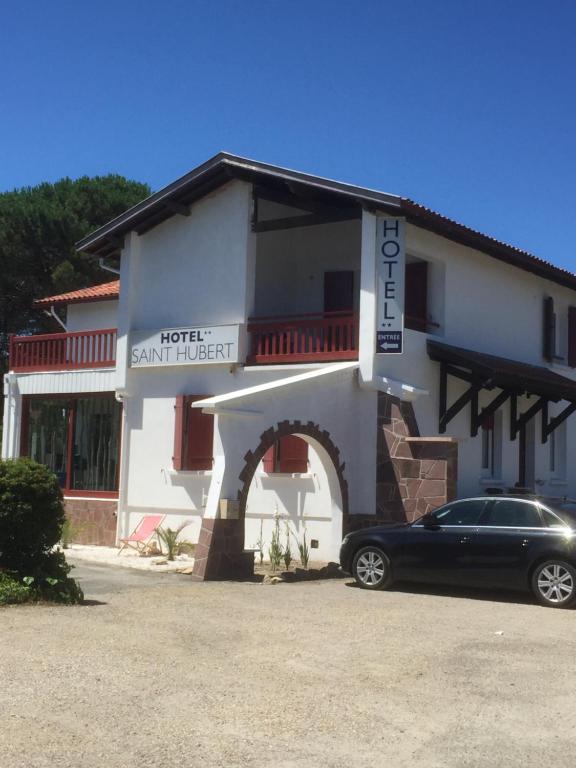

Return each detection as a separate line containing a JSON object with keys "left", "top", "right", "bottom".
{"left": 1, "top": 564, "right": 576, "bottom": 768}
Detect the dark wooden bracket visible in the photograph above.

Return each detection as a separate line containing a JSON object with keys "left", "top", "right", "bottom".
{"left": 541, "top": 401, "right": 576, "bottom": 444}
{"left": 510, "top": 395, "right": 547, "bottom": 441}
{"left": 439, "top": 363, "right": 484, "bottom": 434}
{"left": 470, "top": 390, "right": 511, "bottom": 437}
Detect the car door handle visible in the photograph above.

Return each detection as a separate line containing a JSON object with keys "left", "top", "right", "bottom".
{"left": 458, "top": 536, "right": 471, "bottom": 544}
{"left": 522, "top": 538, "right": 530, "bottom": 548}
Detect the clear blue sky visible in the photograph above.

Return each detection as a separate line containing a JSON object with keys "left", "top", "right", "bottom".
{"left": 1, "top": 0, "right": 575, "bottom": 270}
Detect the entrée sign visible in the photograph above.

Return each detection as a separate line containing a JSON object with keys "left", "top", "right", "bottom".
{"left": 130, "top": 324, "right": 240, "bottom": 368}
{"left": 375, "top": 217, "right": 405, "bottom": 354}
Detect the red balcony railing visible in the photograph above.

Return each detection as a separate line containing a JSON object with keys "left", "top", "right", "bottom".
{"left": 10, "top": 329, "right": 117, "bottom": 373}
{"left": 247, "top": 312, "right": 359, "bottom": 364}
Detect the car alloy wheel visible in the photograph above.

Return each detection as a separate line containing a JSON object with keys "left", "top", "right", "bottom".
{"left": 532, "top": 561, "right": 576, "bottom": 608}
{"left": 352, "top": 546, "right": 390, "bottom": 590}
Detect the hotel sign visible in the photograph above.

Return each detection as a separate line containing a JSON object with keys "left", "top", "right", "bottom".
{"left": 375, "top": 217, "right": 405, "bottom": 354}
{"left": 130, "top": 324, "right": 240, "bottom": 368}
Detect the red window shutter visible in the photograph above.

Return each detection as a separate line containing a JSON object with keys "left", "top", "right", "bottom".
{"left": 543, "top": 297, "right": 555, "bottom": 362}
{"left": 278, "top": 435, "right": 309, "bottom": 473}
{"left": 405, "top": 261, "right": 428, "bottom": 332}
{"left": 184, "top": 396, "right": 214, "bottom": 471}
{"left": 568, "top": 307, "right": 576, "bottom": 367}
{"left": 262, "top": 446, "right": 275, "bottom": 473}
{"left": 173, "top": 395, "right": 186, "bottom": 470}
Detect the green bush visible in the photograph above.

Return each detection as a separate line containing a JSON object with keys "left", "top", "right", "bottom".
{"left": 0, "top": 459, "right": 83, "bottom": 605}
{"left": 0, "top": 458, "right": 65, "bottom": 572}
{"left": 0, "top": 572, "right": 31, "bottom": 604}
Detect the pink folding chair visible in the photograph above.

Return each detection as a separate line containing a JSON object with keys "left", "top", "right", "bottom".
{"left": 118, "top": 514, "right": 166, "bottom": 555}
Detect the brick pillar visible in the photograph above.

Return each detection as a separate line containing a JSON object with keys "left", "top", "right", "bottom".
{"left": 191, "top": 518, "right": 254, "bottom": 581}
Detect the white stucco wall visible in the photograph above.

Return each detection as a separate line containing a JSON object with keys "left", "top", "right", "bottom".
{"left": 66, "top": 300, "right": 118, "bottom": 332}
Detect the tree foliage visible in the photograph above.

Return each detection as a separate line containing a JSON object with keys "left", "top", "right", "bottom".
{"left": 0, "top": 174, "right": 150, "bottom": 368}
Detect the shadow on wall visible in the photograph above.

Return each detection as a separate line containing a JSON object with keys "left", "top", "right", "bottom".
{"left": 374, "top": 393, "right": 458, "bottom": 525}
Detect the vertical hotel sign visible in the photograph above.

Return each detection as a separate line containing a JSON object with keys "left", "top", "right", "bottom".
{"left": 376, "top": 217, "right": 405, "bottom": 354}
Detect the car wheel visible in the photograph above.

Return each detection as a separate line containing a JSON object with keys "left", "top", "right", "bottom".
{"left": 531, "top": 560, "right": 576, "bottom": 608}
{"left": 352, "top": 546, "right": 391, "bottom": 590}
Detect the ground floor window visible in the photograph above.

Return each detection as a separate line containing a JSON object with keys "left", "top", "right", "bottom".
{"left": 549, "top": 421, "right": 567, "bottom": 480}
{"left": 481, "top": 411, "right": 502, "bottom": 479}
{"left": 21, "top": 394, "right": 122, "bottom": 496}
{"left": 263, "top": 435, "right": 309, "bottom": 473}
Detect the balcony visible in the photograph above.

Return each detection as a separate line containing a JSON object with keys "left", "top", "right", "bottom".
{"left": 9, "top": 329, "right": 117, "bottom": 373}
{"left": 247, "top": 312, "right": 359, "bottom": 365}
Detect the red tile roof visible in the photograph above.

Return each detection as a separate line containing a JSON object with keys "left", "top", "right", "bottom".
{"left": 34, "top": 280, "right": 120, "bottom": 307}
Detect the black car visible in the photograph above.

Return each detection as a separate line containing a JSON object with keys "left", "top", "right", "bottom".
{"left": 339, "top": 496, "right": 576, "bottom": 608}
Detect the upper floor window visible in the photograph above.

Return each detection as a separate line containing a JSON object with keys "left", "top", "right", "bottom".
{"left": 543, "top": 297, "right": 576, "bottom": 366}
{"left": 173, "top": 396, "right": 214, "bottom": 471}
{"left": 405, "top": 260, "right": 428, "bottom": 332}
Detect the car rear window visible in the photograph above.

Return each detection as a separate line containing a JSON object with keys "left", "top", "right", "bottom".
{"left": 540, "top": 506, "right": 571, "bottom": 528}
{"left": 480, "top": 499, "right": 541, "bottom": 528}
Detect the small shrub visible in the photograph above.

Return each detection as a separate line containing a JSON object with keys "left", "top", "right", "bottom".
{"left": 156, "top": 522, "right": 190, "bottom": 561}
{"left": 283, "top": 523, "right": 293, "bottom": 570}
{"left": 60, "top": 517, "right": 89, "bottom": 549}
{"left": 255, "top": 520, "right": 264, "bottom": 565}
{"left": 294, "top": 527, "right": 310, "bottom": 569}
{"left": 0, "top": 573, "right": 31, "bottom": 605}
{"left": 268, "top": 516, "right": 284, "bottom": 573}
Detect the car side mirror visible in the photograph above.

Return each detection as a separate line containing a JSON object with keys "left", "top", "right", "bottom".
{"left": 421, "top": 513, "right": 439, "bottom": 528}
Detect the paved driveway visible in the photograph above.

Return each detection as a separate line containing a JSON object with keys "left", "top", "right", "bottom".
{"left": 1, "top": 566, "right": 575, "bottom": 768}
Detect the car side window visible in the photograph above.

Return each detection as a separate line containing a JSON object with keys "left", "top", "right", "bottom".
{"left": 541, "top": 507, "right": 570, "bottom": 528}
{"left": 432, "top": 500, "right": 487, "bottom": 526}
{"left": 480, "top": 499, "right": 542, "bottom": 528}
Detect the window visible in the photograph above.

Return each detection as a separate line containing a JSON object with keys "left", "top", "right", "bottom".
{"left": 543, "top": 296, "right": 556, "bottom": 362}
{"left": 21, "top": 395, "right": 121, "bottom": 495}
{"left": 405, "top": 260, "right": 428, "bottom": 332}
{"left": 173, "top": 396, "right": 214, "bottom": 471}
{"left": 324, "top": 271, "right": 354, "bottom": 313}
{"left": 262, "top": 435, "right": 309, "bottom": 473}
{"left": 540, "top": 506, "right": 569, "bottom": 529}
{"left": 549, "top": 421, "right": 567, "bottom": 480}
{"left": 480, "top": 411, "right": 502, "bottom": 479}
{"left": 480, "top": 499, "right": 541, "bottom": 528}
{"left": 568, "top": 306, "right": 576, "bottom": 367}
{"left": 431, "top": 499, "right": 487, "bottom": 526}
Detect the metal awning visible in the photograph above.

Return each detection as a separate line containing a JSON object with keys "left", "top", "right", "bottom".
{"left": 427, "top": 340, "right": 576, "bottom": 443}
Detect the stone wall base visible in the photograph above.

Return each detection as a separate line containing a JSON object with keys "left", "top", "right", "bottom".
{"left": 64, "top": 498, "right": 118, "bottom": 547}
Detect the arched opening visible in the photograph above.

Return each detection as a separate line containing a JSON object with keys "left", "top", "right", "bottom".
{"left": 238, "top": 421, "right": 347, "bottom": 565}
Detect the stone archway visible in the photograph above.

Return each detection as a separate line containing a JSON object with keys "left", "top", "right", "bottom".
{"left": 192, "top": 420, "right": 349, "bottom": 581}
{"left": 238, "top": 419, "right": 349, "bottom": 522}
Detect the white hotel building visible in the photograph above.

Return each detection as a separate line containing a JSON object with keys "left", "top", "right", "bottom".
{"left": 3, "top": 153, "right": 576, "bottom": 579}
